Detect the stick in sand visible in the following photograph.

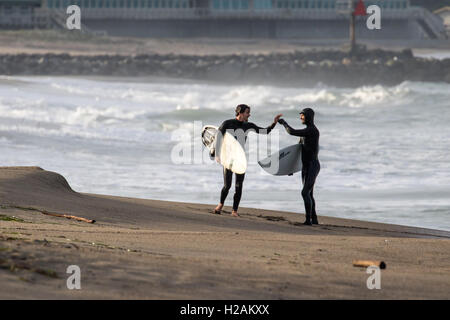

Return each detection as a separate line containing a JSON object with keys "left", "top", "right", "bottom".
{"left": 41, "top": 210, "right": 96, "bottom": 224}
{"left": 1, "top": 204, "right": 96, "bottom": 224}
{"left": 353, "top": 260, "right": 386, "bottom": 269}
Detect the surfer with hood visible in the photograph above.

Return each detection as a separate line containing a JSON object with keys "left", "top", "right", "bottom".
{"left": 213, "top": 104, "right": 282, "bottom": 217}
{"left": 278, "top": 108, "right": 320, "bottom": 225}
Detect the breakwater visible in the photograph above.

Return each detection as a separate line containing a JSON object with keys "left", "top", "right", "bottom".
{"left": 1, "top": 48, "right": 449, "bottom": 87}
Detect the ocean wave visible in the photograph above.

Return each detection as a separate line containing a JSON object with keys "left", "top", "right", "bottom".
{"left": 0, "top": 102, "right": 147, "bottom": 127}
{"left": 152, "top": 108, "right": 229, "bottom": 122}
{"left": 1, "top": 76, "right": 449, "bottom": 232}
{"left": 286, "top": 89, "right": 338, "bottom": 104}
{"left": 338, "top": 84, "right": 411, "bottom": 108}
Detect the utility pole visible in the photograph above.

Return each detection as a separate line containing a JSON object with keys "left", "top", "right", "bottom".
{"left": 349, "top": 0, "right": 356, "bottom": 54}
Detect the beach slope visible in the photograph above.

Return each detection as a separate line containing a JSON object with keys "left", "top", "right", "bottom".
{"left": 0, "top": 167, "right": 449, "bottom": 299}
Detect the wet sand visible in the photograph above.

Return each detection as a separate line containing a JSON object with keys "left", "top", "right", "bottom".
{"left": 1, "top": 166, "right": 449, "bottom": 299}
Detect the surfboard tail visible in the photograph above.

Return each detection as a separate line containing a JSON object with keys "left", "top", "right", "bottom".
{"left": 257, "top": 144, "right": 302, "bottom": 176}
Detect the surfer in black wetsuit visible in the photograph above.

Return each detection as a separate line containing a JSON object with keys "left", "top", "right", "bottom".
{"left": 278, "top": 108, "right": 320, "bottom": 225}
{"left": 213, "top": 104, "right": 282, "bottom": 217}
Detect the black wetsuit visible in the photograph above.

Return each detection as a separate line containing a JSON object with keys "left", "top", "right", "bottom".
{"left": 278, "top": 108, "right": 320, "bottom": 225}
{"left": 217, "top": 119, "right": 276, "bottom": 212}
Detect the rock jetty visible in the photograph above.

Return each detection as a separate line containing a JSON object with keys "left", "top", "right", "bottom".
{"left": 1, "top": 47, "right": 449, "bottom": 87}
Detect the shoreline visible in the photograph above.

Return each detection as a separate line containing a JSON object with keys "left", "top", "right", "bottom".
{"left": 1, "top": 167, "right": 450, "bottom": 299}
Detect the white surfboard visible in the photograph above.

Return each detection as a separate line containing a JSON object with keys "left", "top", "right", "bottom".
{"left": 201, "top": 125, "right": 247, "bottom": 174}
{"left": 258, "top": 144, "right": 302, "bottom": 176}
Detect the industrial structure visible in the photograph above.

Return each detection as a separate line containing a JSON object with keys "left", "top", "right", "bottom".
{"left": 0, "top": 0, "right": 446, "bottom": 39}
{"left": 434, "top": 6, "right": 450, "bottom": 36}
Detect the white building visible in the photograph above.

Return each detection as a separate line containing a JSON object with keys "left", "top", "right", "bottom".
{"left": 0, "top": 0, "right": 446, "bottom": 39}
{"left": 434, "top": 6, "right": 450, "bottom": 36}
{"left": 0, "top": 0, "right": 42, "bottom": 28}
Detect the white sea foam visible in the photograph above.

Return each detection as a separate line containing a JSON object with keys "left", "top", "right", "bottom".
{"left": 287, "top": 89, "right": 337, "bottom": 104}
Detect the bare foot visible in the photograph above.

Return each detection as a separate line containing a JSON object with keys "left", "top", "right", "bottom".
{"left": 231, "top": 210, "right": 240, "bottom": 217}
{"left": 213, "top": 204, "right": 223, "bottom": 214}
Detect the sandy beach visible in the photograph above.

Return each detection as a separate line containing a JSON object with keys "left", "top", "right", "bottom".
{"left": 0, "top": 166, "right": 449, "bottom": 299}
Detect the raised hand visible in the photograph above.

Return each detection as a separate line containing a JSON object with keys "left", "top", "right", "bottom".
{"left": 274, "top": 114, "right": 283, "bottom": 123}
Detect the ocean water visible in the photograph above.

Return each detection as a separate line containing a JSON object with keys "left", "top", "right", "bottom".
{"left": 0, "top": 75, "right": 449, "bottom": 231}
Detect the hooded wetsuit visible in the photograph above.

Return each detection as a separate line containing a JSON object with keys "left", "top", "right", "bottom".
{"left": 217, "top": 119, "right": 276, "bottom": 212}
{"left": 278, "top": 108, "right": 320, "bottom": 224}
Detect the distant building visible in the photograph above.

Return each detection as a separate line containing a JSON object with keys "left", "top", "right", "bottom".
{"left": 434, "top": 6, "right": 450, "bottom": 36}
{"left": 0, "top": 0, "right": 447, "bottom": 40}
{"left": 40, "top": 0, "right": 412, "bottom": 19}
{"left": 0, "top": 0, "right": 42, "bottom": 28}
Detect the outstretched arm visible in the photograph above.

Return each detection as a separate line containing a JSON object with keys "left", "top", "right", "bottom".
{"left": 278, "top": 119, "right": 310, "bottom": 137}
{"left": 249, "top": 114, "right": 283, "bottom": 134}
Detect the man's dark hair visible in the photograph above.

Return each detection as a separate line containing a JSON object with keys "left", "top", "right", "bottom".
{"left": 235, "top": 104, "right": 250, "bottom": 116}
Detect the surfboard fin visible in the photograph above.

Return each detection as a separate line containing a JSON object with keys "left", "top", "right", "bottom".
{"left": 209, "top": 148, "right": 215, "bottom": 160}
